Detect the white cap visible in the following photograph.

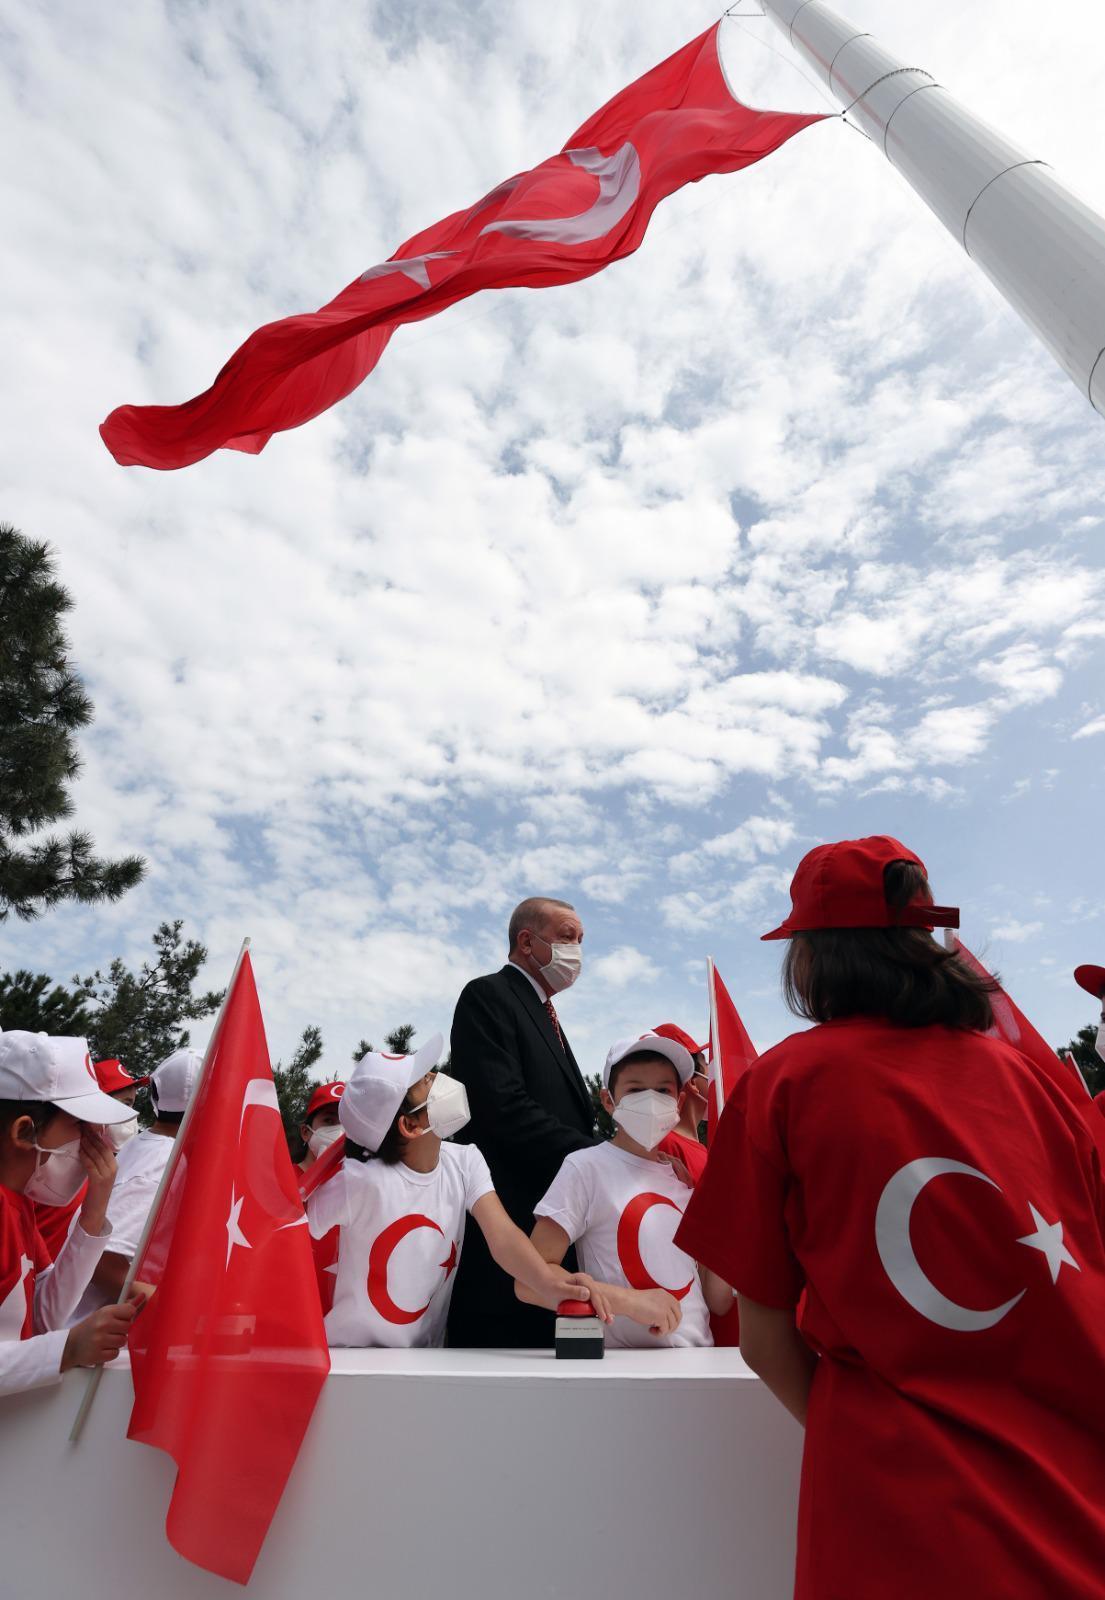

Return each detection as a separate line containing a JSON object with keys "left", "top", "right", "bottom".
{"left": 0, "top": 1032, "right": 136, "bottom": 1124}
{"left": 149, "top": 1048, "right": 204, "bottom": 1115}
{"left": 603, "top": 1031, "right": 694, "bottom": 1090}
{"left": 339, "top": 1034, "right": 444, "bottom": 1152}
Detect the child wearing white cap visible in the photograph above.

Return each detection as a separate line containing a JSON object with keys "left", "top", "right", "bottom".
{"left": 522, "top": 1032, "right": 733, "bottom": 1348}
{"left": 307, "top": 1036, "right": 607, "bottom": 1346}
{"left": 0, "top": 1031, "right": 143, "bottom": 1395}
{"left": 68, "top": 1047, "right": 203, "bottom": 1324}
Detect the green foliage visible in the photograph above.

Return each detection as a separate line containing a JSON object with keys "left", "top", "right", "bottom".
{"left": 0, "top": 968, "right": 95, "bottom": 1035}
{"left": 79, "top": 920, "right": 223, "bottom": 1079}
{"left": 585, "top": 1071, "right": 614, "bottom": 1141}
{"left": 0, "top": 522, "right": 145, "bottom": 919}
{"left": 1061, "top": 1023, "right": 1104, "bottom": 1098}
{"left": 274, "top": 1025, "right": 325, "bottom": 1149}
{"left": 352, "top": 1038, "right": 373, "bottom": 1063}
{"left": 384, "top": 1024, "right": 416, "bottom": 1055}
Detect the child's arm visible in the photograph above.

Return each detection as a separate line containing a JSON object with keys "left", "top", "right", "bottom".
{"left": 470, "top": 1194, "right": 608, "bottom": 1316}
{"left": 737, "top": 1294, "right": 815, "bottom": 1425}
{"left": 699, "top": 1265, "right": 737, "bottom": 1317}
{"left": 34, "top": 1130, "right": 118, "bottom": 1333}
{"left": 516, "top": 1216, "right": 681, "bottom": 1336}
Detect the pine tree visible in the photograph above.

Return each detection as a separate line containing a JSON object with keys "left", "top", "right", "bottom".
{"left": 384, "top": 1024, "right": 416, "bottom": 1055}
{"left": 273, "top": 1026, "right": 324, "bottom": 1151}
{"left": 1061, "top": 1023, "right": 1103, "bottom": 1098}
{"left": 0, "top": 523, "right": 145, "bottom": 919}
{"left": 79, "top": 920, "right": 223, "bottom": 1077}
{"left": 0, "top": 968, "right": 95, "bottom": 1035}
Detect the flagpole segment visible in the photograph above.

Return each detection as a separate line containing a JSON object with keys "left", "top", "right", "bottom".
{"left": 706, "top": 956, "right": 722, "bottom": 1143}
{"left": 760, "top": 0, "right": 1105, "bottom": 417}
{"left": 68, "top": 938, "right": 252, "bottom": 1445}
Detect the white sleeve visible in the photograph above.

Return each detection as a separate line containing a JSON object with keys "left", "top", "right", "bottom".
{"left": 306, "top": 1170, "right": 351, "bottom": 1239}
{"left": 0, "top": 1328, "right": 68, "bottom": 1396}
{"left": 532, "top": 1154, "right": 588, "bottom": 1244}
{"left": 103, "top": 1172, "right": 162, "bottom": 1261}
{"left": 33, "top": 1218, "right": 112, "bottom": 1333}
{"left": 462, "top": 1146, "right": 496, "bottom": 1211}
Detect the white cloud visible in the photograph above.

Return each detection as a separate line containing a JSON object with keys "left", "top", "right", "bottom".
{"left": 589, "top": 946, "right": 659, "bottom": 988}
{"left": 990, "top": 920, "right": 1044, "bottom": 944}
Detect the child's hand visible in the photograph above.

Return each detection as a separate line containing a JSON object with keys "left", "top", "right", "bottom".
{"left": 561, "top": 1271, "right": 616, "bottom": 1324}
{"left": 61, "top": 1295, "right": 141, "bottom": 1372}
{"left": 77, "top": 1127, "right": 118, "bottom": 1235}
{"left": 656, "top": 1151, "right": 693, "bottom": 1189}
{"left": 627, "top": 1288, "right": 682, "bottom": 1338}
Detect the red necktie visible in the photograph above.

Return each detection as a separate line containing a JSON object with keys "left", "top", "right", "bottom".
{"left": 545, "top": 998, "right": 565, "bottom": 1051}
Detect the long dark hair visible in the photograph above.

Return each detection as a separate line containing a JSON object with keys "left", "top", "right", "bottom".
{"left": 781, "top": 860, "right": 998, "bottom": 1031}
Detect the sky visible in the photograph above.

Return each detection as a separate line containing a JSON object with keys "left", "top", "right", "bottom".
{"left": 2, "top": 0, "right": 1104, "bottom": 1081}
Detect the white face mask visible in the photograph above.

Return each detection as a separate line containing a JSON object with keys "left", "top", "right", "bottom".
{"left": 408, "top": 1072, "right": 471, "bottom": 1140}
{"left": 25, "top": 1137, "right": 86, "bottom": 1206}
{"left": 1096, "top": 1020, "right": 1105, "bottom": 1065}
{"left": 611, "top": 1089, "right": 681, "bottom": 1152}
{"left": 108, "top": 1116, "right": 139, "bottom": 1150}
{"left": 307, "top": 1123, "right": 344, "bottom": 1158}
{"left": 535, "top": 938, "right": 583, "bottom": 994}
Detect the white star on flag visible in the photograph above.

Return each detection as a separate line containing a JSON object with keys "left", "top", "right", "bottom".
{"left": 225, "top": 1189, "right": 251, "bottom": 1268}
{"left": 1016, "top": 1203, "right": 1080, "bottom": 1284}
{"left": 358, "top": 251, "right": 456, "bottom": 290}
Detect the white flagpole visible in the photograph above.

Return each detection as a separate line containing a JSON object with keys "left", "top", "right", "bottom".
{"left": 758, "top": 0, "right": 1105, "bottom": 418}
{"left": 706, "top": 955, "right": 722, "bottom": 1136}
{"left": 67, "top": 937, "right": 251, "bottom": 1445}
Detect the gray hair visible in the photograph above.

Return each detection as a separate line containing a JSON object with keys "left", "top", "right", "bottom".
{"left": 508, "top": 896, "right": 575, "bottom": 951}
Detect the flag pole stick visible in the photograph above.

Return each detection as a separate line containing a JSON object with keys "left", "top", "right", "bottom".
{"left": 756, "top": 0, "right": 1105, "bottom": 418}
{"left": 67, "top": 937, "right": 251, "bottom": 1445}
{"left": 706, "top": 955, "right": 722, "bottom": 1143}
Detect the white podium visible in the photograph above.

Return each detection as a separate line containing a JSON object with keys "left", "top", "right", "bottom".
{"left": 4, "top": 1348, "right": 802, "bottom": 1598}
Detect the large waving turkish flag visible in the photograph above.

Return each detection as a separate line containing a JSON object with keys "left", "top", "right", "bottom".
{"left": 706, "top": 957, "right": 759, "bottom": 1145}
{"left": 100, "top": 24, "right": 825, "bottom": 469}
{"left": 127, "top": 952, "right": 329, "bottom": 1585}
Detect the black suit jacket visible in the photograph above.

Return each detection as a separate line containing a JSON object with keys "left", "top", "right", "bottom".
{"left": 446, "top": 964, "right": 596, "bottom": 1346}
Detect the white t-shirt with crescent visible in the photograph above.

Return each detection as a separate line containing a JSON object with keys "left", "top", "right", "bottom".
{"left": 535, "top": 1141, "right": 713, "bottom": 1348}
{"left": 307, "top": 1142, "right": 494, "bottom": 1348}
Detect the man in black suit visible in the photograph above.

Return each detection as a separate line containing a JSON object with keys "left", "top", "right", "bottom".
{"left": 447, "top": 896, "right": 596, "bottom": 1347}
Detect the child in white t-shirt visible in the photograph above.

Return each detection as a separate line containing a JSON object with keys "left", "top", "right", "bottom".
{"left": 0, "top": 1031, "right": 143, "bottom": 1396}
{"left": 307, "top": 1036, "right": 601, "bottom": 1347}
{"left": 523, "top": 1032, "right": 733, "bottom": 1348}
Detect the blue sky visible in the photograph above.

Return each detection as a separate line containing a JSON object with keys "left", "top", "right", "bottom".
{"left": 2, "top": 0, "right": 1103, "bottom": 1077}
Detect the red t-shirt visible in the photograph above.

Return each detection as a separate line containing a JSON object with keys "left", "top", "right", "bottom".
{"left": 657, "top": 1129, "right": 707, "bottom": 1183}
{"left": 0, "top": 1185, "right": 51, "bottom": 1341}
{"left": 677, "top": 1016, "right": 1105, "bottom": 1600}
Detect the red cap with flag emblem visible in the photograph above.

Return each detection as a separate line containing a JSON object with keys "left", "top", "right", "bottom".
{"left": 651, "top": 1022, "right": 708, "bottom": 1057}
{"left": 762, "top": 835, "right": 960, "bottom": 941}
{"left": 95, "top": 1057, "right": 150, "bottom": 1093}
{"left": 304, "top": 1081, "right": 345, "bottom": 1121}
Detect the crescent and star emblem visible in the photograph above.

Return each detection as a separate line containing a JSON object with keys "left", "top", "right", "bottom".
{"left": 616, "top": 1192, "right": 693, "bottom": 1301}
{"left": 875, "top": 1157, "right": 1080, "bottom": 1332}
{"left": 225, "top": 1079, "right": 306, "bottom": 1268}
{"left": 367, "top": 1214, "right": 458, "bottom": 1325}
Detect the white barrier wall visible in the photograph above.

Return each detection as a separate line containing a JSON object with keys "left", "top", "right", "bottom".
{"left": 4, "top": 1348, "right": 802, "bottom": 1599}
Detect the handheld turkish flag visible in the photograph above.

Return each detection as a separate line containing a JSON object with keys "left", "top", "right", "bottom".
{"left": 101, "top": 24, "right": 826, "bottom": 470}
{"left": 297, "top": 1135, "right": 346, "bottom": 1316}
{"left": 706, "top": 957, "right": 759, "bottom": 1144}
{"left": 946, "top": 933, "right": 1092, "bottom": 1097}
{"left": 126, "top": 950, "right": 329, "bottom": 1585}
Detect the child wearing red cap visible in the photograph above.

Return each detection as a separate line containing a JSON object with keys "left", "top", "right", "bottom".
{"left": 307, "top": 1039, "right": 605, "bottom": 1346}
{"left": 651, "top": 1022, "right": 709, "bottom": 1184}
{"left": 0, "top": 1032, "right": 143, "bottom": 1395}
{"left": 678, "top": 837, "right": 1105, "bottom": 1600}
{"left": 296, "top": 1080, "right": 345, "bottom": 1173}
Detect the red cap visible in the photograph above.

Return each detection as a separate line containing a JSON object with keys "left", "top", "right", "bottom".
{"left": 652, "top": 1022, "right": 707, "bottom": 1057}
{"left": 94, "top": 1058, "right": 149, "bottom": 1093}
{"left": 1075, "top": 965, "right": 1105, "bottom": 1000}
{"left": 304, "top": 1080, "right": 345, "bottom": 1121}
{"left": 762, "top": 835, "right": 960, "bottom": 941}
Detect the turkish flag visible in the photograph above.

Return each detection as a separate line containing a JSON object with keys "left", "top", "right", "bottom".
{"left": 949, "top": 934, "right": 1091, "bottom": 1095}
{"left": 706, "top": 958, "right": 759, "bottom": 1145}
{"left": 297, "top": 1135, "right": 346, "bottom": 1315}
{"left": 100, "top": 24, "right": 825, "bottom": 470}
{"left": 126, "top": 952, "right": 329, "bottom": 1585}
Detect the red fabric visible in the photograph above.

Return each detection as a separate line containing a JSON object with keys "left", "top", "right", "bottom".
{"left": 0, "top": 1185, "right": 50, "bottom": 1339}
{"left": 545, "top": 998, "right": 565, "bottom": 1051}
{"left": 296, "top": 1136, "right": 347, "bottom": 1315}
{"left": 1075, "top": 963, "right": 1105, "bottom": 999}
{"left": 303, "top": 1080, "right": 344, "bottom": 1122}
{"left": 94, "top": 1058, "right": 148, "bottom": 1092}
{"left": 652, "top": 1022, "right": 707, "bottom": 1056}
{"left": 677, "top": 1017, "right": 1105, "bottom": 1600}
{"left": 762, "top": 834, "right": 958, "bottom": 940}
{"left": 100, "top": 25, "right": 825, "bottom": 470}
{"left": 707, "top": 962, "right": 758, "bottom": 1144}
{"left": 33, "top": 1186, "right": 86, "bottom": 1263}
{"left": 127, "top": 954, "right": 329, "bottom": 1585}
{"left": 658, "top": 1129, "right": 707, "bottom": 1184}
